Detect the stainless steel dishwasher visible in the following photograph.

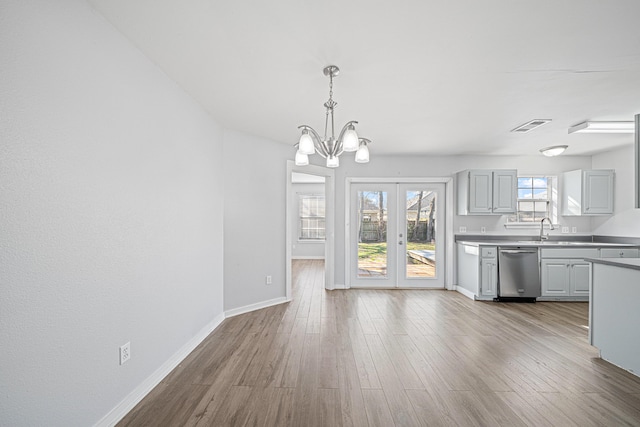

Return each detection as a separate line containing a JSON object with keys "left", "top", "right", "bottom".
{"left": 497, "top": 247, "right": 540, "bottom": 301}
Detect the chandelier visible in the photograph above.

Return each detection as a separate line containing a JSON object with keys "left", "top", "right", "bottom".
{"left": 294, "top": 65, "right": 370, "bottom": 168}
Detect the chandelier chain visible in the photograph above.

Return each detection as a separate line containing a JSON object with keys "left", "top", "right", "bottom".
{"left": 329, "top": 72, "right": 333, "bottom": 103}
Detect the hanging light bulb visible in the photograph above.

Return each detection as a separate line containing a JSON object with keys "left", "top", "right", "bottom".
{"left": 298, "top": 130, "right": 315, "bottom": 155}
{"left": 326, "top": 154, "right": 339, "bottom": 168}
{"left": 295, "top": 150, "right": 309, "bottom": 166}
{"left": 355, "top": 139, "right": 370, "bottom": 163}
{"left": 342, "top": 124, "right": 359, "bottom": 152}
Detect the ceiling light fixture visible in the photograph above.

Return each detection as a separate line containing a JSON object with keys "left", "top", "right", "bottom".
{"left": 568, "top": 121, "right": 635, "bottom": 134}
{"left": 294, "top": 65, "right": 370, "bottom": 168}
{"left": 540, "top": 145, "right": 568, "bottom": 157}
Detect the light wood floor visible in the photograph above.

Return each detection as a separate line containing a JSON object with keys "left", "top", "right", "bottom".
{"left": 118, "top": 260, "right": 640, "bottom": 426}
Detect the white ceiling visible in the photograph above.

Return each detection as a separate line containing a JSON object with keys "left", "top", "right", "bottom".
{"left": 89, "top": 0, "right": 640, "bottom": 157}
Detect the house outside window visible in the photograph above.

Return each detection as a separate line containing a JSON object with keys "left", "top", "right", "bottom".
{"left": 299, "top": 194, "right": 325, "bottom": 240}
{"left": 507, "top": 176, "right": 558, "bottom": 224}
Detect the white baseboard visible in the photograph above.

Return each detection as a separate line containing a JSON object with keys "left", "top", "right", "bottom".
{"left": 455, "top": 285, "right": 476, "bottom": 300}
{"left": 95, "top": 312, "right": 226, "bottom": 427}
{"left": 291, "top": 256, "right": 325, "bottom": 260}
{"left": 332, "top": 283, "right": 349, "bottom": 290}
{"left": 225, "top": 296, "right": 289, "bottom": 318}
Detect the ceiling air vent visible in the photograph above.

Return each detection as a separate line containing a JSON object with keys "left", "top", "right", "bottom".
{"left": 511, "top": 119, "right": 552, "bottom": 133}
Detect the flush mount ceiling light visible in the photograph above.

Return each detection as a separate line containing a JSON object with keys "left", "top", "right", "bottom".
{"left": 540, "top": 145, "right": 568, "bottom": 157}
{"left": 568, "top": 121, "right": 635, "bottom": 134}
{"left": 294, "top": 65, "right": 370, "bottom": 168}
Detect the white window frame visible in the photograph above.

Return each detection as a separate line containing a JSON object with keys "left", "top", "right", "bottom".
{"left": 505, "top": 175, "right": 558, "bottom": 228}
{"left": 298, "top": 193, "right": 325, "bottom": 241}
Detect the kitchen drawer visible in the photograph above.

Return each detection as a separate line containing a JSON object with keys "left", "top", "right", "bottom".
{"left": 540, "top": 248, "right": 599, "bottom": 259}
{"left": 600, "top": 248, "right": 640, "bottom": 258}
{"left": 481, "top": 247, "right": 497, "bottom": 258}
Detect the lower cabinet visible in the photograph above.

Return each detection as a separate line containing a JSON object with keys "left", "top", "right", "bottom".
{"left": 541, "top": 259, "right": 590, "bottom": 298}
{"left": 570, "top": 262, "right": 591, "bottom": 296}
{"left": 480, "top": 258, "right": 497, "bottom": 297}
{"left": 458, "top": 244, "right": 640, "bottom": 302}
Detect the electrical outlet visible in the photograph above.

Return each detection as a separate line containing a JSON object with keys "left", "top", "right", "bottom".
{"left": 120, "top": 342, "right": 130, "bottom": 365}
{"left": 562, "top": 226, "right": 569, "bottom": 233}
{"left": 266, "top": 275, "right": 272, "bottom": 285}
{"left": 459, "top": 226, "right": 467, "bottom": 233}
{"left": 480, "top": 227, "right": 486, "bottom": 234}
{"left": 572, "top": 227, "right": 577, "bottom": 233}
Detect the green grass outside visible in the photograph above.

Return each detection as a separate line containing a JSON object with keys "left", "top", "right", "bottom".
{"left": 358, "top": 241, "right": 435, "bottom": 263}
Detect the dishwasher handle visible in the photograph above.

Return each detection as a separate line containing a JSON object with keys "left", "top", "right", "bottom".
{"left": 500, "top": 249, "right": 538, "bottom": 254}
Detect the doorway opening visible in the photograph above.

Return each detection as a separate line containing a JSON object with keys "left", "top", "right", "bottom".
{"left": 285, "top": 161, "right": 335, "bottom": 299}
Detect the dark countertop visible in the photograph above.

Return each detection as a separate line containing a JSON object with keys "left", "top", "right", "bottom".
{"left": 586, "top": 258, "right": 640, "bottom": 271}
{"left": 457, "top": 240, "right": 638, "bottom": 248}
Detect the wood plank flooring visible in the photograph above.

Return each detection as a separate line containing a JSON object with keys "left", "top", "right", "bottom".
{"left": 118, "top": 260, "right": 640, "bottom": 426}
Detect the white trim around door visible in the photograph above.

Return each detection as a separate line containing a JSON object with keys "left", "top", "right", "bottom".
{"left": 345, "top": 177, "right": 454, "bottom": 290}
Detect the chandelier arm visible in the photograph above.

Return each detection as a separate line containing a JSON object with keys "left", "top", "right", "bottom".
{"left": 316, "top": 137, "right": 331, "bottom": 158}
{"left": 315, "top": 138, "right": 330, "bottom": 158}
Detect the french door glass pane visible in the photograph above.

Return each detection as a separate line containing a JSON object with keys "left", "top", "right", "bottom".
{"left": 405, "top": 190, "right": 436, "bottom": 278}
{"left": 357, "top": 191, "right": 387, "bottom": 278}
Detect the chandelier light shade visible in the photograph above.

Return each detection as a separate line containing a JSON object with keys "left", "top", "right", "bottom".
{"left": 294, "top": 65, "right": 371, "bottom": 167}
{"left": 295, "top": 150, "right": 309, "bottom": 165}
{"left": 355, "top": 138, "right": 370, "bottom": 163}
{"left": 298, "top": 130, "right": 315, "bottom": 155}
{"left": 342, "top": 125, "right": 359, "bottom": 152}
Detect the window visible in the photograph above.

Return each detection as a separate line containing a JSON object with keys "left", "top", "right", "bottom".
{"left": 508, "top": 176, "right": 558, "bottom": 224}
{"left": 299, "top": 194, "right": 325, "bottom": 240}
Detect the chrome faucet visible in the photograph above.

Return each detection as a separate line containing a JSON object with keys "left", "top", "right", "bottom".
{"left": 540, "top": 217, "right": 554, "bottom": 241}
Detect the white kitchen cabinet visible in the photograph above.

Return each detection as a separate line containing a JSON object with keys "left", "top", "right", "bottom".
{"left": 562, "top": 169, "right": 614, "bottom": 216}
{"left": 541, "top": 259, "right": 571, "bottom": 297}
{"left": 456, "top": 244, "right": 496, "bottom": 300}
{"left": 540, "top": 247, "right": 599, "bottom": 300}
{"left": 541, "top": 259, "right": 591, "bottom": 298}
{"left": 570, "top": 261, "right": 591, "bottom": 296}
{"left": 539, "top": 246, "right": 638, "bottom": 300}
{"left": 600, "top": 248, "right": 640, "bottom": 258}
{"left": 480, "top": 247, "right": 497, "bottom": 298}
{"left": 457, "top": 169, "right": 517, "bottom": 215}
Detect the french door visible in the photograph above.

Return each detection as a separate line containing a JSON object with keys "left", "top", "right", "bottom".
{"left": 349, "top": 182, "right": 445, "bottom": 288}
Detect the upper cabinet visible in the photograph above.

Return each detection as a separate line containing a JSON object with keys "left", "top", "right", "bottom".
{"left": 561, "top": 169, "right": 614, "bottom": 216}
{"left": 457, "top": 169, "right": 517, "bottom": 215}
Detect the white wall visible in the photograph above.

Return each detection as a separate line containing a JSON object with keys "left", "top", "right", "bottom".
{"left": 592, "top": 145, "right": 640, "bottom": 236}
{"left": 328, "top": 154, "right": 593, "bottom": 286}
{"left": 291, "top": 183, "right": 325, "bottom": 258}
{"left": 0, "top": 1, "right": 225, "bottom": 425}
{"left": 223, "top": 130, "right": 291, "bottom": 311}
